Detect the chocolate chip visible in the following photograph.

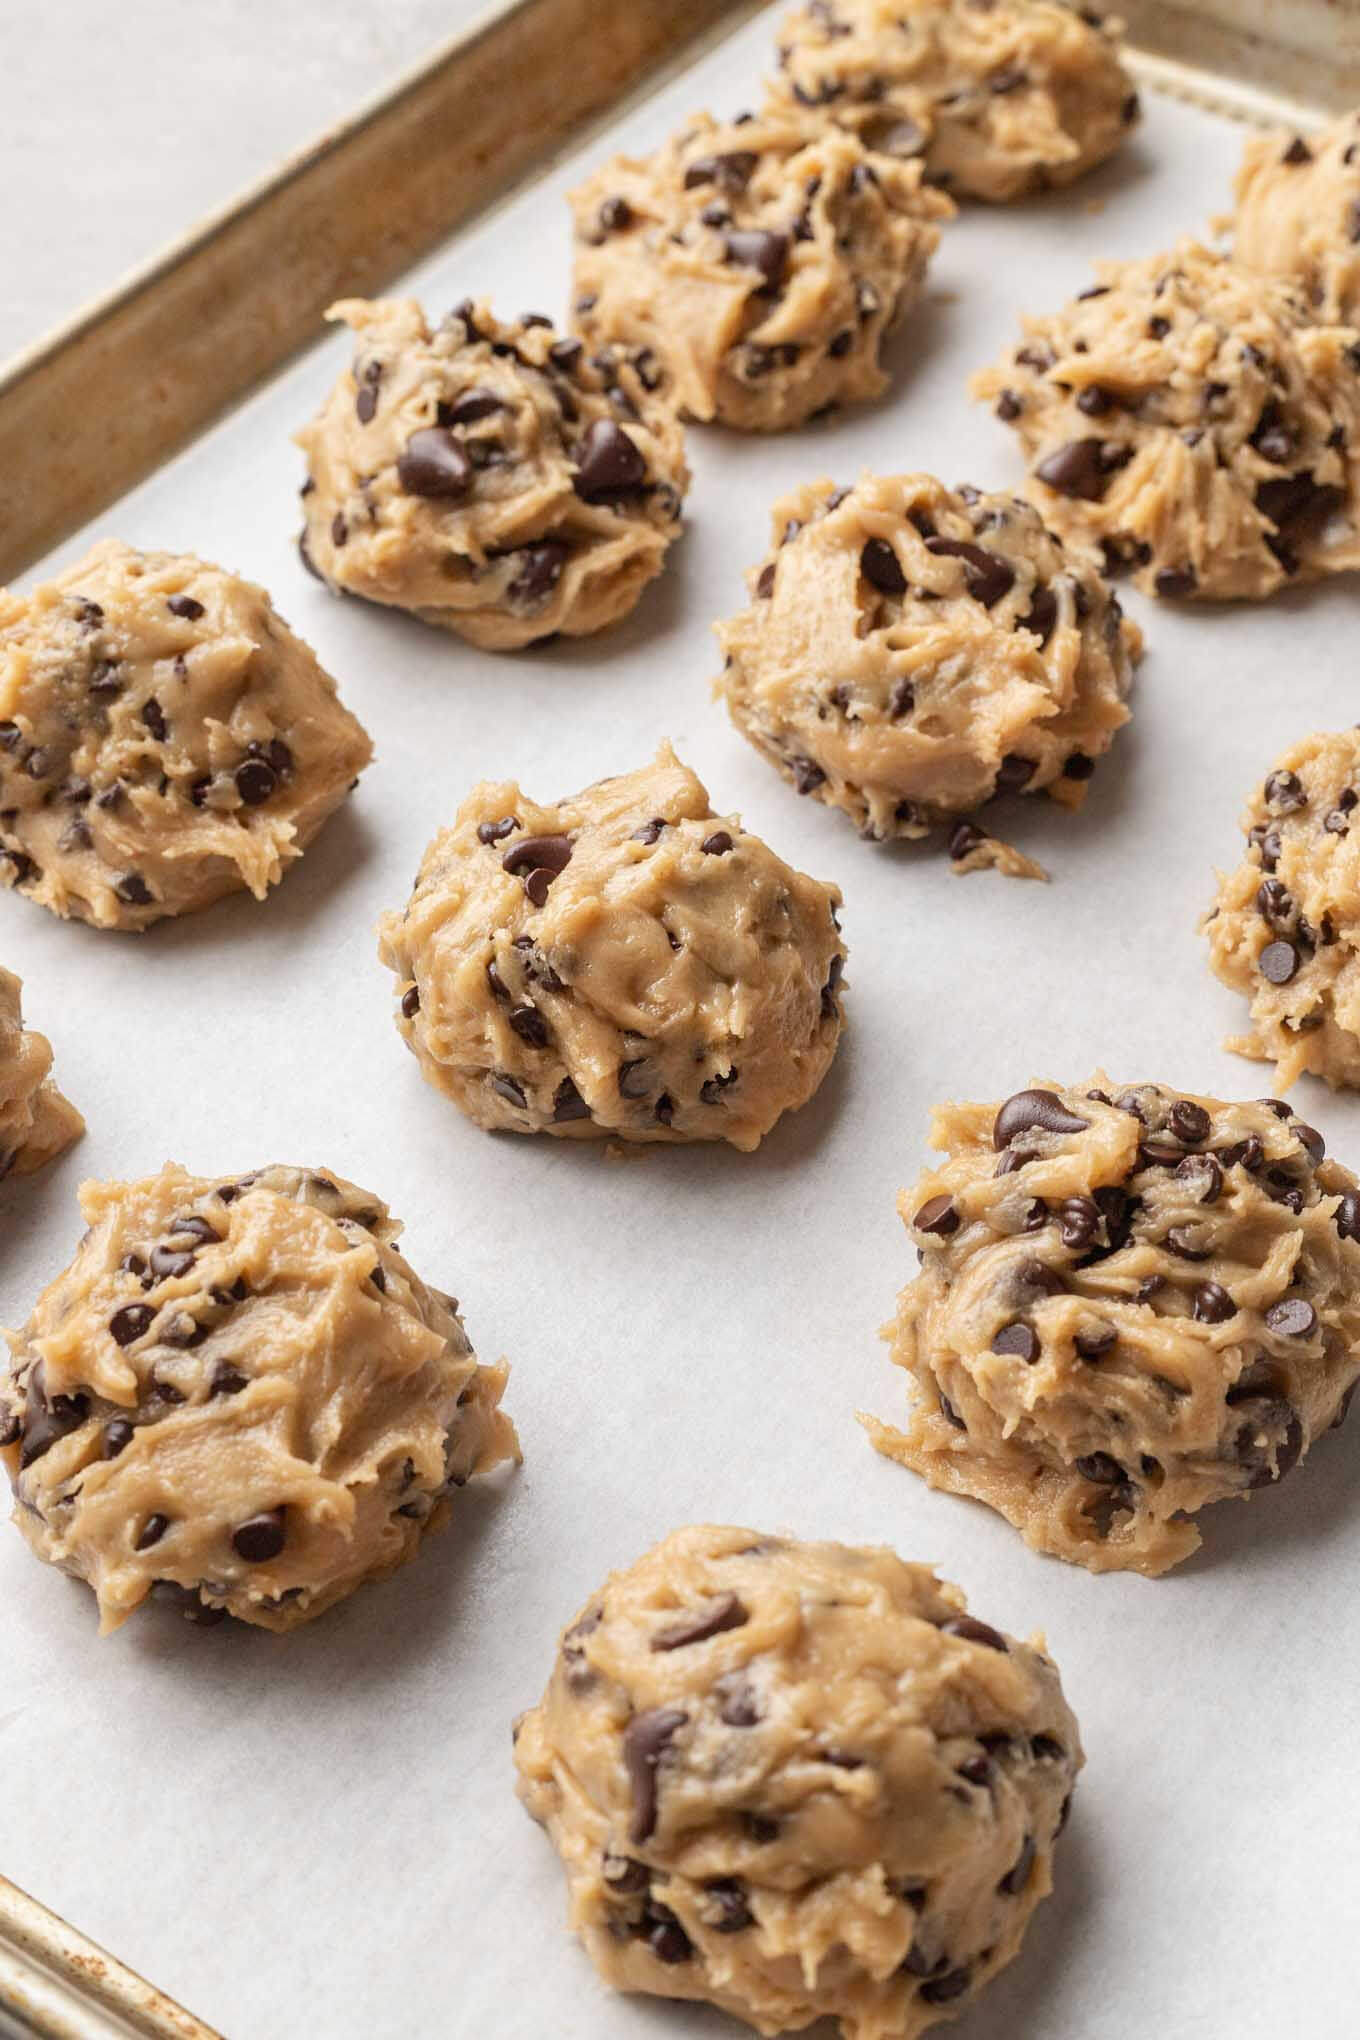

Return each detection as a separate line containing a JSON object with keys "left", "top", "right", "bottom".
{"left": 1075, "top": 1324, "right": 1116, "bottom": 1360}
{"left": 921, "top": 1968, "right": 972, "bottom": 2005}
{"left": 923, "top": 536, "right": 1015, "bottom": 607}
{"left": 232, "top": 1508, "right": 287, "bottom": 1563}
{"left": 652, "top": 1591, "right": 748, "bottom": 1651}
{"left": 1294, "top": 1121, "right": 1325, "bottom": 1165}
{"left": 1177, "top": 1153, "right": 1223, "bottom": 1205}
{"left": 140, "top": 698, "right": 168, "bottom": 743}
{"left": 136, "top": 1514, "right": 170, "bottom": 1551}
{"left": 957, "top": 1753, "right": 992, "bottom": 1786}
{"left": 938, "top": 1615, "right": 1007, "bottom": 1653}
{"left": 602, "top": 1853, "right": 649, "bottom": 1894}
{"left": 1282, "top": 135, "right": 1312, "bottom": 164}
{"left": 508, "top": 542, "right": 568, "bottom": 604}
{"left": 110, "top": 1303, "right": 155, "bottom": 1346}
{"left": 1265, "top": 1298, "right": 1317, "bottom": 1338}
{"left": 101, "top": 1419, "right": 134, "bottom": 1458}
{"left": 400, "top": 985, "right": 421, "bottom": 1020}
{"left": 508, "top": 1005, "right": 549, "bottom": 1048}
{"left": 552, "top": 1078, "right": 591, "bottom": 1123}
{"left": 477, "top": 816, "right": 519, "bottom": 845}
{"left": 572, "top": 418, "right": 646, "bottom": 501}
{"left": 704, "top": 1879, "right": 754, "bottom": 1933}
{"left": 397, "top": 427, "right": 473, "bottom": 498}
{"left": 1154, "top": 565, "right": 1197, "bottom": 597}
{"left": 211, "top": 1366, "right": 248, "bottom": 1398}
{"left": 149, "top": 1241, "right": 197, "bottom": 1281}
{"left": 114, "top": 873, "right": 154, "bottom": 906}
{"left": 1165, "top": 1225, "right": 1213, "bottom": 1262}
{"left": 1259, "top": 940, "right": 1299, "bottom": 984}
{"left": 723, "top": 228, "right": 789, "bottom": 289}
{"left": 1057, "top": 1195, "right": 1100, "bottom": 1249}
{"left": 1075, "top": 1451, "right": 1125, "bottom": 1484}
{"left": 996, "top": 388, "right": 1023, "bottom": 422}
{"left": 623, "top": 1707, "right": 687, "bottom": 1843}
{"left": 684, "top": 149, "right": 757, "bottom": 191}
{"left": 1335, "top": 1189, "right": 1360, "bottom": 1242}
{"left": 1168, "top": 1100, "right": 1210, "bottom": 1144}
{"left": 18, "top": 1364, "right": 90, "bottom": 1469}
{"left": 792, "top": 755, "right": 826, "bottom": 795}
{"left": 992, "top": 1321, "right": 1039, "bottom": 1362}
{"left": 993, "top": 1089, "right": 1090, "bottom": 1149}
{"left": 1192, "top": 1281, "right": 1234, "bottom": 1323}
{"left": 999, "top": 1834, "right": 1036, "bottom": 1896}
{"left": 654, "top": 1093, "right": 675, "bottom": 1126}
{"left": 715, "top": 1674, "right": 759, "bottom": 1726}
{"left": 851, "top": 536, "right": 908, "bottom": 599}
{"left": 643, "top": 1903, "right": 692, "bottom": 1964}
{"left": 701, "top": 830, "right": 733, "bottom": 856}
{"left": 503, "top": 834, "right": 572, "bottom": 880}
{"left": 948, "top": 820, "right": 987, "bottom": 861}
{"left": 234, "top": 758, "right": 276, "bottom": 806}
{"left": 913, "top": 1194, "right": 959, "bottom": 1237}
{"left": 1036, "top": 438, "right": 1112, "bottom": 500}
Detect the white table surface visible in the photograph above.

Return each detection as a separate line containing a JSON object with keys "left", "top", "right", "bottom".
{"left": 0, "top": 0, "right": 491, "bottom": 361}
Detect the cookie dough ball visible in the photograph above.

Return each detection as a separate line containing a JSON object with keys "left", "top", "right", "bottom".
{"left": 864, "top": 1080, "right": 1360, "bottom": 1575}
{"left": 717, "top": 474, "right": 1137, "bottom": 870}
{"left": 0, "top": 1163, "right": 519, "bottom": 1632}
{"left": 1203, "top": 729, "right": 1360, "bottom": 1092}
{"left": 0, "top": 540, "right": 371, "bottom": 931}
{"left": 568, "top": 110, "right": 950, "bottom": 432}
{"left": 295, "top": 298, "right": 688, "bottom": 648}
{"left": 515, "top": 1525, "right": 1082, "bottom": 2040}
{"left": 377, "top": 745, "right": 845, "bottom": 1150}
{"left": 0, "top": 969, "right": 82, "bottom": 1180}
{"left": 767, "top": 0, "right": 1137, "bottom": 204}
{"left": 1235, "top": 115, "right": 1360, "bottom": 327}
{"left": 973, "top": 240, "right": 1360, "bottom": 600}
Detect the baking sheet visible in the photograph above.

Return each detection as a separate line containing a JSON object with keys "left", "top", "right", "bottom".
{"left": 3, "top": 8, "right": 1359, "bottom": 2038}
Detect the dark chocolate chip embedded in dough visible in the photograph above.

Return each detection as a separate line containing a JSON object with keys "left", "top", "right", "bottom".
{"left": 704, "top": 1879, "right": 754, "bottom": 1933}
{"left": 102, "top": 1419, "right": 134, "bottom": 1458}
{"left": 401, "top": 985, "right": 421, "bottom": 1019}
{"left": 552, "top": 1078, "right": 591, "bottom": 1123}
{"left": 477, "top": 816, "right": 519, "bottom": 845}
{"left": 1335, "top": 1189, "right": 1360, "bottom": 1242}
{"left": 1282, "top": 135, "right": 1313, "bottom": 164}
{"left": 859, "top": 537, "right": 906, "bottom": 595}
{"left": 623, "top": 1707, "right": 688, "bottom": 1843}
{"left": 1035, "top": 438, "right": 1112, "bottom": 500}
{"left": 1058, "top": 1195, "right": 1100, "bottom": 1249}
{"left": 140, "top": 698, "right": 169, "bottom": 742}
{"left": 715, "top": 1672, "right": 760, "bottom": 1726}
{"left": 1192, "top": 1281, "right": 1234, "bottom": 1323}
{"left": 923, "top": 536, "right": 1015, "bottom": 607}
{"left": 235, "top": 758, "right": 277, "bottom": 806}
{"left": 1169, "top": 1100, "right": 1210, "bottom": 1144}
{"left": 993, "top": 1321, "right": 1039, "bottom": 1362}
{"left": 232, "top": 1508, "right": 287, "bottom": 1563}
{"left": 602, "top": 1853, "right": 649, "bottom": 1894}
{"left": 1293, "top": 1121, "right": 1325, "bottom": 1166}
{"left": 993, "top": 1089, "right": 1089, "bottom": 1149}
{"left": 999, "top": 1834, "right": 1036, "bottom": 1896}
{"left": 938, "top": 1615, "right": 1007, "bottom": 1652}
{"left": 509, "top": 543, "right": 569, "bottom": 604}
{"left": 211, "top": 1366, "right": 249, "bottom": 1398}
{"left": 651, "top": 1591, "right": 748, "bottom": 1652}
{"left": 890, "top": 677, "right": 915, "bottom": 718}
{"left": 503, "top": 834, "right": 572, "bottom": 879}
{"left": 948, "top": 821, "right": 986, "bottom": 861}
{"left": 1259, "top": 939, "right": 1299, "bottom": 984}
{"left": 701, "top": 830, "right": 734, "bottom": 856}
{"left": 114, "top": 873, "right": 154, "bottom": 907}
{"left": 1075, "top": 1450, "right": 1126, "bottom": 1484}
{"left": 110, "top": 1303, "right": 155, "bottom": 1346}
{"left": 645, "top": 1903, "right": 693, "bottom": 1964}
{"left": 723, "top": 228, "right": 789, "bottom": 289}
{"left": 792, "top": 756, "right": 826, "bottom": 795}
{"left": 398, "top": 427, "right": 473, "bottom": 499}
{"left": 921, "top": 1967, "right": 973, "bottom": 2006}
{"left": 167, "top": 594, "right": 204, "bottom": 620}
{"left": 1177, "top": 1153, "right": 1223, "bottom": 1204}
{"left": 572, "top": 419, "right": 647, "bottom": 501}
{"left": 1265, "top": 1298, "right": 1318, "bottom": 1338}
{"left": 508, "top": 1005, "right": 550, "bottom": 1048}
{"left": 1075, "top": 1324, "right": 1116, "bottom": 1360}
{"left": 135, "top": 1514, "right": 170, "bottom": 1551}
{"left": 913, "top": 1194, "right": 958, "bottom": 1237}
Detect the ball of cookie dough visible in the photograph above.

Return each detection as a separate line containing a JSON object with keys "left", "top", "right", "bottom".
{"left": 568, "top": 109, "right": 950, "bottom": 432}
{"left": 716, "top": 474, "right": 1137, "bottom": 872}
{"left": 1235, "top": 115, "right": 1360, "bottom": 328}
{"left": 766, "top": 0, "right": 1138, "bottom": 204}
{"left": 0, "top": 540, "right": 372, "bottom": 930}
{"left": 0, "top": 968, "right": 82, "bottom": 1180}
{"left": 0, "top": 1163, "right": 519, "bottom": 1632}
{"left": 864, "top": 1079, "right": 1360, "bottom": 1575}
{"left": 377, "top": 744, "right": 846, "bottom": 1150}
{"left": 1203, "top": 729, "right": 1360, "bottom": 1092}
{"left": 515, "top": 1524, "right": 1082, "bottom": 2040}
{"left": 295, "top": 298, "right": 688, "bottom": 648}
{"left": 973, "top": 240, "right": 1360, "bottom": 601}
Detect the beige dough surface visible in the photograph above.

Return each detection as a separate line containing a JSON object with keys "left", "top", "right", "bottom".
{"left": 0, "top": 1163, "right": 519, "bottom": 1633}
{"left": 1234, "top": 113, "right": 1360, "bottom": 327}
{"left": 716, "top": 473, "right": 1137, "bottom": 871}
{"left": 377, "top": 745, "right": 846, "bottom": 1150}
{"left": 295, "top": 298, "right": 688, "bottom": 649}
{"left": 1204, "top": 729, "right": 1360, "bottom": 1092}
{"left": 864, "top": 1079, "right": 1360, "bottom": 1575}
{"left": 0, "top": 540, "right": 371, "bottom": 931}
{"left": 0, "top": 968, "right": 82, "bottom": 1181}
{"left": 973, "top": 240, "right": 1360, "bottom": 601}
{"left": 766, "top": 0, "right": 1137, "bottom": 204}
{"left": 515, "top": 1524, "right": 1081, "bottom": 2040}
{"left": 568, "top": 110, "right": 950, "bottom": 432}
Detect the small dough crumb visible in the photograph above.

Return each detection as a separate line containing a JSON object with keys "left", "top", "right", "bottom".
{"left": 865, "top": 1079, "right": 1360, "bottom": 1575}
{"left": 0, "top": 540, "right": 372, "bottom": 929}
{"left": 0, "top": 968, "right": 82, "bottom": 1180}
{"left": 766, "top": 0, "right": 1138, "bottom": 204}
{"left": 1234, "top": 114, "right": 1360, "bottom": 327}
{"left": 715, "top": 473, "right": 1137, "bottom": 865}
{"left": 569, "top": 109, "right": 949, "bottom": 431}
{"left": 973, "top": 240, "right": 1360, "bottom": 600}
{"left": 1204, "top": 729, "right": 1360, "bottom": 1091}
{"left": 515, "top": 1523, "right": 1082, "bottom": 2040}
{"left": 296, "top": 298, "right": 688, "bottom": 647}
{"left": 378, "top": 745, "right": 845, "bottom": 1151}
{"left": 1, "top": 1163, "right": 519, "bottom": 1632}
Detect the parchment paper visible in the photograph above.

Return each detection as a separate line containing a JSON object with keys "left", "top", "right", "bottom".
{"left": 3, "top": 9, "right": 1357, "bottom": 2038}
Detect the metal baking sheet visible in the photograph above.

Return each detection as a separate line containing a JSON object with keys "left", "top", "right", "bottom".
{"left": 4, "top": 5, "right": 1360, "bottom": 2038}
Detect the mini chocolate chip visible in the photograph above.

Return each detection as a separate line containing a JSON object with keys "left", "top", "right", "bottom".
{"left": 114, "top": 873, "right": 154, "bottom": 906}
{"left": 167, "top": 595, "right": 204, "bottom": 620}
{"left": 552, "top": 1078, "right": 591, "bottom": 1123}
{"left": 401, "top": 985, "right": 420, "bottom": 1019}
{"left": 723, "top": 228, "right": 789, "bottom": 288}
{"left": 652, "top": 1591, "right": 748, "bottom": 1651}
{"left": 602, "top": 1854, "right": 649, "bottom": 1894}
{"left": 1294, "top": 1121, "right": 1325, "bottom": 1165}
{"left": 1177, "top": 1153, "right": 1223, "bottom": 1205}
{"left": 1169, "top": 1100, "right": 1210, "bottom": 1143}
{"left": 792, "top": 755, "right": 826, "bottom": 794}
{"left": 924, "top": 536, "right": 1015, "bottom": 607}
{"left": 149, "top": 1241, "right": 197, "bottom": 1281}
{"left": 993, "top": 1089, "right": 1089, "bottom": 1149}
{"left": 140, "top": 698, "right": 168, "bottom": 742}
{"left": 102, "top": 1419, "right": 134, "bottom": 1457}
{"left": 211, "top": 1366, "right": 248, "bottom": 1398}
{"left": 948, "top": 821, "right": 987, "bottom": 861}
{"left": 503, "top": 834, "right": 572, "bottom": 879}
{"left": 715, "top": 1673, "right": 760, "bottom": 1726}
{"left": 110, "top": 1303, "right": 155, "bottom": 1346}
{"left": 573, "top": 419, "right": 646, "bottom": 501}
{"left": 232, "top": 1508, "right": 287, "bottom": 1563}
{"left": 136, "top": 1514, "right": 170, "bottom": 1551}
{"left": 704, "top": 1879, "right": 754, "bottom": 1933}
{"left": 957, "top": 1753, "right": 992, "bottom": 1786}
{"left": 755, "top": 562, "right": 777, "bottom": 599}
{"left": 921, "top": 1968, "right": 972, "bottom": 2005}
{"left": 993, "top": 1321, "right": 1039, "bottom": 1362}
{"left": 1335, "top": 1189, "right": 1360, "bottom": 1242}
{"left": 913, "top": 1194, "right": 959, "bottom": 1237}
{"left": 1259, "top": 940, "right": 1299, "bottom": 984}
{"left": 1035, "top": 438, "right": 1112, "bottom": 500}
{"left": 623, "top": 1707, "right": 687, "bottom": 1843}
{"left": 508, "top": 1005, "right": 549, "bottom": 1048}
{"left": 1264, "top": 769, "right": 1306, "bottom": 813}
{"left": 654, "top": 1093, "right": 675, "bottom": 1126}
{"left": 702, "top": 830, "right": 734, "bottom": 856}
{"left": 860, "top": 536, "right": 906, "bottom": 595}
{"left": 398, "top": 427, "right": 473, "bottom": 498}
{"left": 999, "top": 1834, "right": 1035, "bottom": 1896}
{"left": 1282, "top": 135, "right": 1312, "bottom": 164}
{"left": 1154, "top": 565, "right": 1197, "bottom": 597}
{"left": 508, "top": 542, "right": 569, "bottom": 603}
{"left": 1058, "top": 1195, "right": 1100, "bottom": 1249}
{"left": 1075, "top": 1324, "right": 1116, "bottom": 1360}
{"left": 1075, "top": 1451, "right": 1125, "bottom": 1484}
{"left": 1265, "top": 1298, "right": 1318, "bottom": 1338}
{"left": 938, "top": 1615, "right": 1007, "bottom": 1653}
{"left": 1192, "top": 1281, "right": 1235, "bottom": 1323}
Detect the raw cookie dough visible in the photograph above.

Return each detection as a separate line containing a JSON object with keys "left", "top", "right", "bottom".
{"left": 1204, "top": 729, "right": 1360, "bottom": 1091}
{"left": 295, "top": 298, "right": 688, "bottom": 648}
{"left": 377, "top": 744, "right": 846, "bottom": 1150}
{"left": 0, "top": 969, "right": 82, "bottom": 1181}
{"left": 766, "top": 0, "right": 1138, "bottom": 204}
{"left": 973, "top": 240, "right": 1360, "bottom": 600}
{"left": 0, "top": 1163, "right": 519, "bottom": 1632}
{"left": 1234, "top": 114, "right": 1360, "bottom": 327}
{"left": 515, "top": 1524, "right": 1082, "bottom": 2040}
{"left": 716, "top": 473, "right": 1137, "bottom": 871}
{"left": 864, "top": 1079, "right": 1360, "bottom": 1575}
{"left": 0, "top": 541, "right": 371, "bottom": 931}
{"left": 568, "top": 109, "right": 950, "bottom": 432}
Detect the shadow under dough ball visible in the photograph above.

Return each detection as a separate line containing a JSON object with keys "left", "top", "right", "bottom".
{"left": 0, "top": 1163, "right": 519, "bottom": 1632}
{"left": 0, "top": 539, "right": 372, "bottom": 930}
{"left": 569, "top": 107, "right": 950, "bottom": 431}
{"left": 766, "top": 0, "right": 1138, "bottom": 204}
{"left": 973, "top": 238, "right": 1360, "bottom": 601}
{"left": 0, "top": 966, "right": 82, "bottom": 1181}
{"left": 515, "top": 1523, "right": 1082, "bottom": 2039}
{"left": 295, "top": 296, "right": 689, "bottom": 648}
{"left": 378, "top": 743, "right": 846, "bottom": 1150}
{"left": 865, "top": 1079, "right": 1360, "bottom": 1575}
{"left": 715, "top": 471, "right": 1138, "bottom": 874}
{"left": 1204, "top": 729, "right": 1360, "bottom": 1092}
